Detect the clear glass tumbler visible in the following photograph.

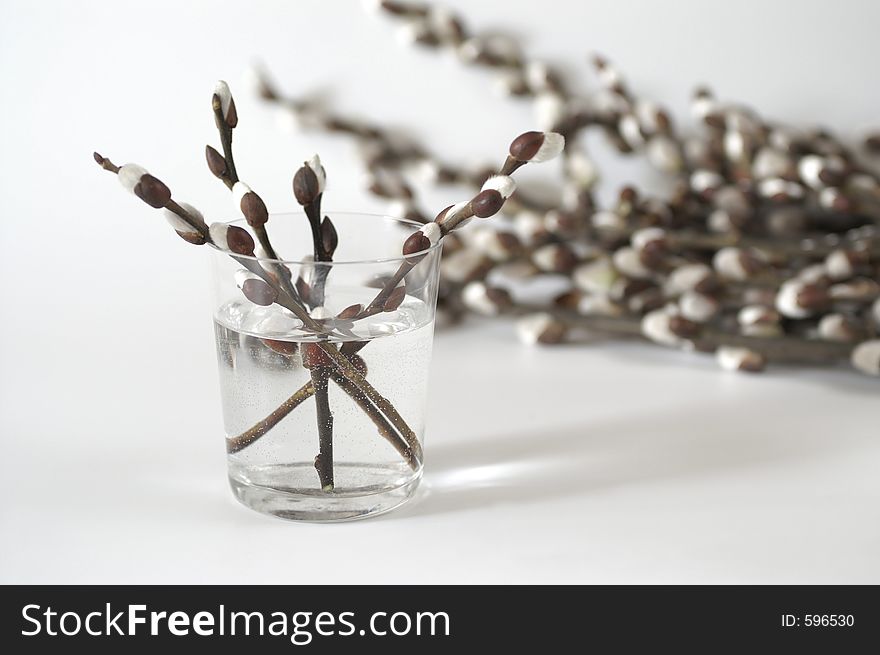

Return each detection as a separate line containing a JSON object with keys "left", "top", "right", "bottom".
{"left": 209, "top": 212, "right": 442, "bottom": 521}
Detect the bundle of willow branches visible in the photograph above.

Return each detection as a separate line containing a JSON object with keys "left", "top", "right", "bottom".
{"left": 95, "top": 78, "right": 563, "bottom": 488}
{"left": 250, "top": 0, "right": 880, "bottom": 376}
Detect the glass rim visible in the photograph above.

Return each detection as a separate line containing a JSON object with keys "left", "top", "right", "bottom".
{"left": 209, "top": 211, "right": 441, "bottom": 266}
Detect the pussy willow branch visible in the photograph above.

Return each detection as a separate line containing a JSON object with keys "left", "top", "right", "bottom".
{"left": 300, "top": 182, "right": 337, "bottom": 489}
{"left": 523, "top": 306, "right": 856, "bottom": 364}
{"left": 227, "top": 380, "right": 315, "bottom": 453}
{"left": 210, "top": 91, "right": 301, "bottom": 304}
{"left": 329, "top": 370, "right": 419, "bottom": 469}
{"left": 310, "top": 366, "right": 334, "bottom": 490}
{"left": 94, "top": 155, "right": 423, "bottom": 463}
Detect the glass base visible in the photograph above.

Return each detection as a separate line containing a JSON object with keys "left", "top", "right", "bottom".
{"left": 228, "top": 462, "right": 421, "bottom": 522}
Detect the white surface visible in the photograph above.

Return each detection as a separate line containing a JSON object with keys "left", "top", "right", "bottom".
{"left": 1, "top": 0, "right": 879, "bottom": 584}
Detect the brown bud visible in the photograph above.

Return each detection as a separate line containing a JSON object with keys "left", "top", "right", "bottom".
{"left": 235, "top": 193, "right": 267, "bottom": 229}
{"left": 295, "top": 276, "right": 311, "bottom": 302}
{"left": 205, "top": 145, "right": 227, "bottom": 179}
{"left": 485, "top": 286, "right": 513, "bottom": 310}
{"left": 668, "top": 315, "right": 701, "bottom": 339}
{"left": 638, "top": 240, "right": 668, "bottom": 269}
{"left": 692, "top": 279, "right": 719, "bottom": 300}
{"left": 737, "top": 353, "right": 766, "bottom": 372}
{"left": 553, "top": 290, "right": 582, "bottom": 309}
{"left": 509, "top": 131, "right": 544, "bottom": 161}
{"left": 471, "top": 189, "right": 505, "bottom": 218}
{"left": 293, "top": 166, "right": 321, "bottom": 206}
{"left": 321, "top": 216, "right": 338, "bottom": 256}
{"left": 301, "top": 343, "right": 332, "bottom": 369}
{"left": 817, "top": 167, "right": 844, "bottom": 187}
{"left": 383, "top": 284, "right": 407, "bottom": 312}
{"left": 533, "top": 243, "right": 578, "bottom": 274}
{"left": 133, "top": 174, "right": 171, "bottom": 208}
{"left": 176, "top": 231, "right": 206, "bottom": 245}
{"left": 225, "top": 98, "right": 238, "bottom": 128}
{"left": 402, "top": 231, "right": 431, "bottom": 258}
{"left": 337, "top": 304, "right": 363, "bottom": 320}
{"left": 865, "top": 133, "right": 880, "bottom": 155}
{"left": 797, "top": 284, "right": 830, "bottom": 312}
{"left": 262, "top": 339, "right": 298, "bottom": 357}
{"left": 225, "top": 226, "right": 256, "bottom": 256}
{"left": 241, "top": 278, "right": 276, "bottom": 306}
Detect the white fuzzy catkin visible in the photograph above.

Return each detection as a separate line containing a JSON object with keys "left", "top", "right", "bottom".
{"left": 462, "top": 282, "right": 500, "bottom": 316}
{"left": 531, "top": 244, "right": 563, "bottom": 272}
{"left": 713, "top": 247, "right": 749, "bottom": 281}
{"left": 481, "top": 175, "right": 516, "bottom": 199}
{"left": 690, "top": 169, "right": 724, "bottom": 195}
{"left": 631, "top": 227, "right": 666, "bottom": 252}
{"left": 723, "top": 130, "right": 747, "bottom": 162}
{"left": 117, "top": 164, "right": 148, "bottom": 193}
{"left": 738, "top": 305, "right": 771, "bottom": 327}
{"left": 428, "top": 6, "right": 459, "bottom": 41}
{"left": 646, "top": 136, "right": 682, "bottom": 172}
{"left": 825, "top": 250, "right": 854, "bottom": 280}
{"left": 208, "top": 222, "right": 229, "bottom": 250}
{"left": 640, "top": 309, "right": 680, "bottom": 347}
{"left": 525, "top": 61, "right": 550, "bottom": 91}
{"left": 565, "top": 151, "right": 598, "bottom": 188}
{"left": 573, "top": 258, "right": 617, "bottom": 294}
{"left": 163, "top": 202, "right": 201, "bottom": 234}
{"left": 534, "top": 93, "right": 566, "bottom": 131}
{"left": 592, "top": 210, "right": 626, "bottom": 233}
{"left": 516, "top": 313, "right": 561, "bottom": 345}
{"left": 619, "top": 114, "right": 644, "bottom": 148}
{"left": 441, "top": 201, "right": 472, "bottom": 229}
{"left": 797, "top": 263, "right": 829, "bottom": 284}
{"left": 577, "top": 294, "right": 620, "bottom": 317}
{"left": 775, "top": 280, "right": 810, "bottom": 319}
{"left": 664, "top": 264, "right": 711, "bottom": 296}
{"left": 396, "top": 19, "right": 428, "bottom": 44}
{"left": 679, "top": 291, "right": 718, "bottom": 322}
{"left": 386, "top": 199, "right": 411, "bottom": 222}
{"left": 419, "top": 221, "right": 442, "bottom": 246}
{"left": 513, "top": 211, "right": 544, "bottom": 243}
{"left": 232, "top": 182, "right": 252, "bottom": 211}
{"left": 612, "top": 246, "right": 650, "bottom": 279}
{"left": 716, "top": 346, "right": 762, "bottom": 372}
{"left": 471, "top": 229, "right": 511, "bottom": 261}
{"left": 691, "top": 92, "right": 715, "bottom": 120}
{"left": 818, "top": 314, "right": 854, "bottom": 342}
{"left": 310, "top": 306, "right": 331, "bottom": 320}
{"left": 306, "top": 154, "right": 326, "bottom": 193}
{"left": 214, "top": 80, "right": 233, "bottom": 120}
{"left": 234, "top": 268, "right": 259, "bottom": 289}
{"left": 752, "top": 147, "right": 792, "bottom": 180}
{"left": 738, "top": 306, "right": 782, "bottom": 338}
{"left": 798, "top": 154, "right": 825, "bottom": 189}
{"left": 531, "top": 132, "right": 565, "bottom": 162}
{"left": 851, "top": 340, "right": 880, "bottom": 376}
{"left": 440, "top": 248, "right": 485, "bottom": 283}
{"left": 758, "top": 178, "right": 804, "bottom": 200}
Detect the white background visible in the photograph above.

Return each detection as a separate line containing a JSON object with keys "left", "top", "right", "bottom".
{"left": 0, "top": 0, "right": 878, "bottom": 583}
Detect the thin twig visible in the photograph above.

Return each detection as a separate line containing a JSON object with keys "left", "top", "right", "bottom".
{"left": 329, "top": 370, "right": 419, "bottom": 469}
{"left": 226, "top": 380, "right": 315, "bottom": 453}
{"left": 311, "top": 367, "right": 334, "bottom": 490}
